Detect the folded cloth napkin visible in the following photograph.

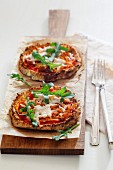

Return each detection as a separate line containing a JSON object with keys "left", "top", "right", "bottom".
{"left": 86, "top": 37, "right": 113, "bottom": 134}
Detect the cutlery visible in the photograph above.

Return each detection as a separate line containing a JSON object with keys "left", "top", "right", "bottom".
{"left": 90, "top": 59, "right": 101, "bottom": 146}
{"left": 99, "top": 60, "right": 113, "bottom": 146}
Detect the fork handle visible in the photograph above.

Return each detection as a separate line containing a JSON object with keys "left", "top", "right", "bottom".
{"left": 90, "top": 86, "right": 100, "bottom": 145}
{"left": 100, "top": 87, "right": 113, "bottom": 144}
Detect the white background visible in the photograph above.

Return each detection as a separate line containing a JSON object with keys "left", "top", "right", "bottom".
{"left": 0, "top": 0, "right": 113, "bottom": 170}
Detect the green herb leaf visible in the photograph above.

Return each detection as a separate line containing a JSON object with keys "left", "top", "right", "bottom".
{"left": 48, "top": 43, "right": 60, "bottom": 62}
{"left": 27, "top": 109, "right": 34, "bottom": 116}
{"left": 40, "top": 83, "right": 50, "bottom": 94}
{"left": 27, "top": 110, "right": 35, "bottom": 120}
{"left": 32, "top": 50, "right": 61, "bottom": 70}
{"left": 51, "top": 87, "right": 66, "bottom": 96}
{"left": 52, "top": 124, "right": 80, "bottom": 141}
{"left": 10, "top": 73, "right": 21, "bottom": 79}
{"left": 20, "top": 107, "right": 27, "bottom": 112}
{"left": 47, "top": 62, "right": 61, "bottom": 70}
{"left": 61, "top": 92, "right": 71, "bottom": 97}
{"left": 33, "top": 84, "right": 50, "bottom": 97}
{"left": 50, "top": 42, "right": 57, "bottom": 46}
{"left": 46, "top": 48, "right": 55, "bottom": 54}
{"left": 44, "top": 95, "right": 49, "bottom": 104}
{"left": 20, "top": 100, "right": 36, "bottom": 113}
{"left": 60, "top": 97, "right": 64, "bottom": 103}
{"left": 8, "top": 73, "right": 31, "bottom": 87}
{"left": 27, "top": 101, "right": 36, "bottom": 106}
{"left": 32, "top": 92, "right": 39, "bottom": 98}
{"left": 64, "top": 94, "right": 75, "bottom": 98}
{"left": 32, "top": 51, "right": 47, "bottom": 65}
{"left": 59, "top": 46, "right": 68, "bottom": 52}
{"left": 33, "top": 82, "right": 53, "bottom": 96}
{"left": 19, "top": 98, "right": 37, "bottom": 126}
{"left": 32, "top": 82, "right": 74, "bottom": 104}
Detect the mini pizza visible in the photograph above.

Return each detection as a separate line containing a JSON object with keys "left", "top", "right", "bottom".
{"left": 18, "top": 42, "right": 82, "bottom": 82}
{"left": 9, "top": 82, "right": 81, "bottom": 131}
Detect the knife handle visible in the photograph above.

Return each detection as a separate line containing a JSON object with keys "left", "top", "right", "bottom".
{"left": 100, "top": 87, "right": 113, "bottom": 143}
{"left": 90, "top": 86, "right": 100, "bottom": 146}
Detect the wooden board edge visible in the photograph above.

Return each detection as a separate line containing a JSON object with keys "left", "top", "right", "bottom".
{"left": 1, "top": 147, "right": 84, "bottom": 155}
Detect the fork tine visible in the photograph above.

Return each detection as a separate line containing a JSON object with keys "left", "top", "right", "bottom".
{"left": 92, "top": 59, "right": 99, "bottom": 81}
{"left": 97, "top": 59, "right": 105, "bottom": 82}
{"left": 103, "top": 60, "right": 105, "bottom": 80}
{"left": 98, "top": 59, "right": 100, "bottom": 80}
{"left": 101, "top": 59, "right": 105, "bottom": 82}
{"left": 94, "top": 59, "right": 99, "bottom": 79}
{"left": 97, "top": 59, "right": 100, "bottom": 80}
{"left": 93, "top": 59, "right": 96, "bottom": 79}
{"left": 99, "top": 59, "right": 102, "bottom": 80}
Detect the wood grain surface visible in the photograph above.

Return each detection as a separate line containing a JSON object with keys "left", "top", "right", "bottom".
{"left": 49, "top": 10, "right": 70, "bottom": 37}
{"left": 1, "top": 9, "right": 86, "bottom": 155}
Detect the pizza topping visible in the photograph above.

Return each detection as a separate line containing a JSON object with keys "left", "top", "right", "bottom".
{"left": 32, "top": 82, "right": 75, "bottom": 104}
{"left": 32, "top": 51, "right": 47, "bottom": 65}
{"left": 18, "top": 98, "right": 38, "bottom": 126}
{"left": 32, "top": 51, "right": 61, "bottom": 70}
{"left": 53, "top": 58, "right": 66, "bottom": 65}
{"left": 49, "top": 95, "right": 61, "bottom": 104}
{"left": 18, "top": 41, "right": 82, "bottom": 82}
{"left": 34, "top": 104, "right": 53, "bottom": 120}
{"left": 46, "top": 42, "right": 61, "bottom": 62}
{"left": 21, "top": 42, "right": 70, "bottom": 71}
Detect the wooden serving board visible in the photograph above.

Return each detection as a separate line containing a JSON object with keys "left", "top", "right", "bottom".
{"left": 1, "top": 10, "right": 86, "bottom": 155}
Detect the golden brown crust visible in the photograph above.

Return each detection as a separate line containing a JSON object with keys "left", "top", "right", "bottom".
{"left": 18, "top": 42, "right": 81, "bottom": 82}
{"left": 9, "top": 87, "right": 81, "bottom": 131}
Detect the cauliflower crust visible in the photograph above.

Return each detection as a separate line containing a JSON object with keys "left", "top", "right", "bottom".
{"left": 18, "top": 42, "right": 82, "bottom": 82}
{"left": 9, "top": 88, "right": 81, "bottom": 131}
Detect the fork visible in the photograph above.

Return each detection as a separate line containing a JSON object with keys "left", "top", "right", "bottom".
{"left": 90, "top": 59, "right": 101, "bottom": 145}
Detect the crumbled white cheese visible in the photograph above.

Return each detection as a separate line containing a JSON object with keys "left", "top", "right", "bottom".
{"left": 49, "top": 95, "right": 61, "bottom": 104}
{"left": 53, "top": 58, "right": 65, "bottom": 64}
{"left": 32, "top": 93, "right": 44, "bottom": 103}
{"left": 34, "top": 94, "right": 66, "bottom": 123}
{"left": 38, "top": 51, "right": 47, "bottom": 56}
{"left": 43, "top": 46, "right": 52, "bottom": 51}
{"left": 34, "top": 104, "right": 52, "bottom": 120}
{"left": 38, "top": 46, "right": 51, "bottom": 53}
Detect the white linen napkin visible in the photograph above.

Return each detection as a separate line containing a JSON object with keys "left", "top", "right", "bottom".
{"left": 86, "top": 37, "right": 113, "bottom": 135}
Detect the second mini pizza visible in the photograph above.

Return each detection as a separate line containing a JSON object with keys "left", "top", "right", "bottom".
{"left": 9, "top": 82, "right": 81, "bottom": 131}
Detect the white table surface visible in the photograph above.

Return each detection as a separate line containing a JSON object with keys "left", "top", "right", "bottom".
{"left": 0, "top": 0, "right": 113, "bottom": 170}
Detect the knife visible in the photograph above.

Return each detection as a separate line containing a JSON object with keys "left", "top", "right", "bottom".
{"left": 100, "top": 86, "right": 113, "bottom": 148}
